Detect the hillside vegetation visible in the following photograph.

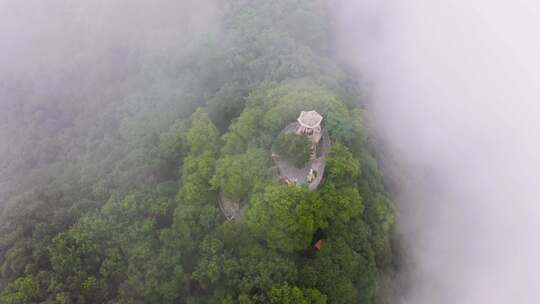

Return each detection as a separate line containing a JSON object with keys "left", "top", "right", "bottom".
{"left": 0, "top": 1, "right": 394, "bottom": 303}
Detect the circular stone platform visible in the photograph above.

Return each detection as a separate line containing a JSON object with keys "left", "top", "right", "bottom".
{"left": 271, "top": 122, "right": 330, "bottom": 191}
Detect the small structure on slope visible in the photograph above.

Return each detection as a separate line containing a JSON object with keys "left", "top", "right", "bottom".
{"left": 314, "top": 239, "right": 324, "bottom": 251}
{"left": 304, "top": 228, "right": 325, "bottom": 258}
{"left": 217, "top": 191, "right": 242, "bottom": 221}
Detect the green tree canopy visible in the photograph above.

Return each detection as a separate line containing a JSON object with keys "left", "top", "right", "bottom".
{"left": 325, "top": 143, "right": 360, "bottom": 185}
{"left": 320, "top": 183, "right": 364, "bottom": 224}
{"left": 246, "top": 184, "right": 326, "bottom": 252}
{"left": 273, "top": 133, "right": 311, "bottom": 167}
{"left": 270, "top": 283, "right": 327, "bottom": 304}
{"left": 211, "top": 148, "right": 269, "bottom": 200}
{"left": 187, "top": 109, "right": 220, "bottom": 156}
{"left": 0, "top": 276, "right": 39, "bottom": 304}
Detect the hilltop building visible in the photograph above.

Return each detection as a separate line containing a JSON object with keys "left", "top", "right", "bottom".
{"left": 271, "top": 110, "right": 330, "bottom": 191}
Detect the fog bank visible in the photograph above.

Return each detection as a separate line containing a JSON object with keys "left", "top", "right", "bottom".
{"left": 0, "top": 0, "right": 219, "bottom": 204}
{"left": 336, "top": 1, "right": 540, "bottom": 303}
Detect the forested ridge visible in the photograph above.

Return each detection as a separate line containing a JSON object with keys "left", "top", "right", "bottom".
{"left": 0, "top": 1, "right": 395, "bottom": 303}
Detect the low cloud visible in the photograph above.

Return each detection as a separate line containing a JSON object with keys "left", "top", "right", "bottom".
{"left": 335, "top": 1, "right": 540, "bottom": 303}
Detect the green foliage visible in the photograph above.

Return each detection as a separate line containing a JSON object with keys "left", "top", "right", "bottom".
{"left": 191, "top": 224, "right": 299, "bottom": 301}
{"left": 0, "top": 276, "right": 39, "bottom": 304}
{"left": 171, "top": 111, "right": 221, "bottom": 257}
{"left": 212, "top": 148, "right": 269, "bottom": 200}
{"left": 0, "top": 0, "right": 395, "bottom": 303}
{"left": 246, "top": 185, "right": 327, "bottom": 252}
{"left": 222, "top": 80, "right": 354, "bottom": 154}
{"left": 187, "top": 109, "right": 221, "bottom": 156}
{"left": 298, "top": 224, "right": 379, "bottom": 304}
{"left": 320, "top": 183, "right": 364, "bottom": 224}
{"left": 270, "top": 284, "right": 327, "bottom": 304}
{"left": 193, "top": 237, "right": 224, "bottom": 286}
{"left": 274, "top": 133, "right": 312, "bottom": 167}
{"left": 326, "top": 143, "right": 361, "bottom": 184}
{"left": 222, "top": 107, "right": 268, "bottom": 154}
{"left": 180, "top": 153, "right": 217, "bottom": 206}
{"left": 159, "top": 118, "right": 189, "bottom": 162}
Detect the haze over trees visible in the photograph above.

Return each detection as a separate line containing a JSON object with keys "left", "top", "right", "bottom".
{"left": 0, "top": 0, "right": 395, "bottom": 303}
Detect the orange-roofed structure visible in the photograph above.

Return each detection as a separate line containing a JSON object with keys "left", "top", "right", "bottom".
{"left": 314, "top": 239, "right": 323, "bottom": 251}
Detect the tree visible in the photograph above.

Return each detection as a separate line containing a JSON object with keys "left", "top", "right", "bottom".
{"left": 246, "top": 184, "right": 326, "bottom": 252}
{"left": 211, "top": 148, "right": 269, "bottom": 200}
{"left": 299, "top": 239, "right": 363, "bottom": 304}
{"left": 320, "top": 183, "right": 364, "bottom": 224}
{"left": 325, "top": 143, "right": 360, "bottom": 184}
{"left": 193, "top": 237, "right": 224, "bottom": 287}
{"left": 192, "top": 232, "right": 298, "bottom": 301}
{"left": 270, "top": 284, "right": 327, "bottom": 304}
{"left": 177, "top": 109, "right": 221, "bottom": 207}
{"left": 222, "top": 107, "right": 267, "bottom": 155}
{"left": 0, "top": 276, "right": 39, "bottom": 304}
{"left": 187, "top": 109, "right": 220, "bottom": 156}
{"left": 159, "top": 118, "right": 189, "bottom": 164}
{"left": 273, "top": 133, "right": 311, "bottom": 167}
{"left": 179, "top": 153, "right": 217, "bottom": 206}
{"left": 172, "top": 152, "right": 219, "bottom": 256}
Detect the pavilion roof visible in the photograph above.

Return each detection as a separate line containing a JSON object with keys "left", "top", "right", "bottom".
{"left": 297, "top": 110, "right": 323, "bottom": 128}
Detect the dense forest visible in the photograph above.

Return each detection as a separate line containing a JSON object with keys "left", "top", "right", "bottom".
{"left": 0, "top": 1, "right": 395, "bottom": 303}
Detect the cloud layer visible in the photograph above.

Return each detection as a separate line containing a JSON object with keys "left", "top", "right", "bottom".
{"left": 335, "top": 1, "right": 540, "bottom": 303}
